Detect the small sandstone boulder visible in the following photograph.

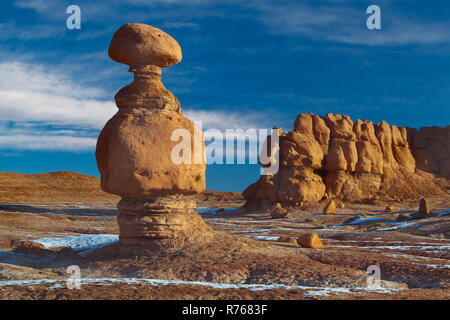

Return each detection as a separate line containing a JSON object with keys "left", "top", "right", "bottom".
{"left": 297, "top": 232, "right": 324, "bottom": 249}
{"left": 323, "top": 199, "right": 336, "bottom": 215}
{"left": 385, "top": 205, "right": 396, "bottom": 212}
{"left": 277, "top": 236, "right": 297, "bottom": 244}
{"left": 270, "top": 203, "right": 288, "bottom": 219}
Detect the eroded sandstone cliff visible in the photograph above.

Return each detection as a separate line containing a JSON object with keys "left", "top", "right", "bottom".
{"left": 244, "top": 113, "right": 449, "bottom": 210}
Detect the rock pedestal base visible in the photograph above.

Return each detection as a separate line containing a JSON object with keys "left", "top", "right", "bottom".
{"left": 117, "top": 196, "right": 215, "bottom": 249}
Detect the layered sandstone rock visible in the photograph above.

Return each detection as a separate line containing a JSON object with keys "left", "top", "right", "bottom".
{"left": 116, "top": 196, "right": 213, "bottom": 247}
{"left": 244, "top": 113, "right": 449, "bottom": 210}
{"left": 96, "top": 23, "right": 214, "bottom": 248}
{"left": 297, "top": 233, "right": 323, "bottom": 249}
{"left": 323, "top": 200, "right": 336, "bottom": 215}
{"left": 269, "top": 203, "right": 288, "bottom": 219}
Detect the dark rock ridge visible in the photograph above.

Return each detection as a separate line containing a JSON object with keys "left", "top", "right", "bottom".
{"left": 243, "top": 113, "right": 449, "bottom": 210}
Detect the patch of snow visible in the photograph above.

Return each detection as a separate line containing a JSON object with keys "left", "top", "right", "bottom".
{"left": 33, "top": 234, "right": 118, "bottom": 255}
{"left": 379, "top": 252, "right": 450, "bottom": 269}
{"left": 206, "top": 222, "right": 239, "bottom": 227}
{"left": 0, "top": 278, "right": 404, "bottom": 297}
{"left": 235, "top": 228, "right": 274, "bottom": 234}
{"left": 376, "top": 222, "right": 422, "bottom": 232}
{"left": 330, "top": 217, "right": 386, "bottom": 227}
{"left": 360, "top": 245, "right": 450, "bottom": 252}
{"left": 251, "top": 236, "right": 280, "bottom": 241}
{"left": 436, "top": 209, "right": 450, "bottom": 217}
{"left": 229, "top": 219, "right": 274, "bottom": 224}
{"left": 197, "top": 208, "right": 235, "bottom": 215}
{"left": 423, "top": 264, "right": 450, "bottom": 269}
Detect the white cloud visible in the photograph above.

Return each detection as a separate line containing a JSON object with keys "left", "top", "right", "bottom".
{"left": 0, "top": 134, "right": 96, "bottom": 151}
{"left": 14, "top": 0, "right": 56, "bottom": 12}
{"left": 250, "top": 1, "right": 450, "bottom": 46}
{"left": 0, "top": 60, "right": 278, "bottom": 152}
{"left": 0, "top": 22, "right": 62, "bottom": 40}
{"left": 184, "top": 108, "right": 278, "bottom": 164}
{"left": 184, "top": 108, "right": 274, "bottom": 131}
{"left": 0, "top": 62, "right": 115, "bottom": 129}
{"left": 163, "top": 22, "right": 201, "bottom": 30}
{"left": 0, "top": 61, "right": 116, "bottom": 151}
{"left": 12, "top": 0, "right": 450, "bottom": 46}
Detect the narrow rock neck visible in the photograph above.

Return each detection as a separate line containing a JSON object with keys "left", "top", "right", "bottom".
{"left": 129, "top": 64, "right": 162, "bottom": 81}
{"left": 114, "top": 64, "right": 181, "bottom": 112}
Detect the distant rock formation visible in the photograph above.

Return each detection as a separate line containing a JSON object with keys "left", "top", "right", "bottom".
{"left": 244, "top": 113, "right": 449, "bottom": 210}
{"left": 96, "top": 23, "right": 214, "bottom": 248}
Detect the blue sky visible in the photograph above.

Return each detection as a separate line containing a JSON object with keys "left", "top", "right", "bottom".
{"left": 0, "top": 0, "right": 449, "bottom": 192}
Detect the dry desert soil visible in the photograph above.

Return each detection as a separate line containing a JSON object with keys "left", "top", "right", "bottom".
{"left": 0, "top": 171, "right": 449, "bottom": 300}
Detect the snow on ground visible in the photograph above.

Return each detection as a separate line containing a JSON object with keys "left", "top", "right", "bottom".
{"left": 33, "top": 234, "right": 118, "bottom": 255}
{"left": 377, "top": 222, "right": 423, "bottom": 232}
{"left": 0, "top": 277, "right": 404, "bottom": 297}
{"left": 329, "top": 208, "right": 450, "bottom": 230}
{"left": 251, "top": 235, "right": 280, "bottom": 241}
{"left": 330, "top": 217, "right": 386, "bottom": 227}
{"left": 436, "top": 209, "right": 450, "bottom": 217}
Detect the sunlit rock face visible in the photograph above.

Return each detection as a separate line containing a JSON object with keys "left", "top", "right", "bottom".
{"left": 244, "top": 113, "right": 449, "bottom": 211}
{"left": 97, "top": 24, "right": 205, "bottom": 198}
{"left": 96, "top": 23, "right": 213, "bottom": 248}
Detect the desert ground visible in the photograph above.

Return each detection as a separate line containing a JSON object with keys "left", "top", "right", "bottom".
{"left": 0, "top": 171, "right": 448, "bottom": 300}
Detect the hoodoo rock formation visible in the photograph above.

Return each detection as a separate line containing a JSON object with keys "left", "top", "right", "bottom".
{"left": 96, "top": 23, "right": 214, "bottom": 248}
{"left": 244, "top": 113, "right": 449, "bottom": 210}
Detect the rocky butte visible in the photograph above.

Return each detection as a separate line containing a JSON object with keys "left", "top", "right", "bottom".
{"left": 244, "top": 113, "right": 450, "bottom": 210}
{"left": 96, "top": 23, "right": 216, "bottom": 249}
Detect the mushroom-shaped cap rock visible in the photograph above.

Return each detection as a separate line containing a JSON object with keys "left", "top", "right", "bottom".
{"left": 108, "top": 23, "right": 182, "bottom": 68}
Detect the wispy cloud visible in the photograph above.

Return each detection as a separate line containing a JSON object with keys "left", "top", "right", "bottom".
{"left": 13, "top": 0, "right": 67, "bottom": 20}
{"left": 184, "top": 108, "right": 275, "bottom": 131}
{"left": 163, "top": 22, "right": 201, "bottom": 30}
{"left": 13, "top": 0, "right": 450, "bottom": 46}
{"left": 0, "top": 133, "right": 96, "bottom": 151}
{"left": 0, "top": 22, "right": 62, "bottom": 40}
{"left": 0, "top": 62, "right": 115, "bottom": 129}
{"left": 14, "top": 0, "right": 58, "bottom": 13}
{"left": 0, "top": 61, "right": 115, "bottom": 151}
{"left": 250, "top": 1, "right": 450, "bottom": 46}
{"left": 0, "top": 60, "right": 278, "bottom": 151}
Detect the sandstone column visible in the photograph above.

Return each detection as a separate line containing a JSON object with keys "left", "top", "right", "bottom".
{"left": 96, "top": 23, "right": 214, "bottom": 249}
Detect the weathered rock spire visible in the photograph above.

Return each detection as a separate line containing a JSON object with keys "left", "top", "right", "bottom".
{"left": 96, "top": 23, "right": 214, "bottom": 248}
